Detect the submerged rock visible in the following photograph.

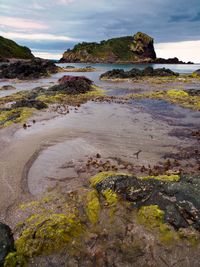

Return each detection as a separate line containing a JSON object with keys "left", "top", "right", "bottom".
{"left": 0, "top": 58, "right": 58, "bottom": 80}
{"left": 0, "top": 223, "right": 14, "bottom": 267}
{"left": 100, "top": 66, "right": 179, "bottom": 80}
{"left": 93, "top": 174, "right": 200, "bottom": 230}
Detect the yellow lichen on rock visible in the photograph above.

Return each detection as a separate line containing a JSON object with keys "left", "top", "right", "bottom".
{"left": 137, "top": 205, "right": 164, "bottom": 228}
{"left": 90, "top": 171, "right": 130, "bottom": 187}
{"left": 167, "top": 89, "right": 189, "bottom": 98}
{"left": 140, "top": 174, "right": 180, "bottom": 182}
{"left": 102, "top": 189, "right": 118, "bottom": 206}
{"left": 0, "top": 107, "right": 35, "bottom": 127}
{"left": 85, "top": 189, "right": 100, "bottom": 224}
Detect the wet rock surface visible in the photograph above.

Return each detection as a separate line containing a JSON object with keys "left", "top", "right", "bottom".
{"left": 94, "top": 174, "right": 200, "bottom": 230}
{"left": 100, "top": 66, "right": 179, "bottom": 80}
{"left": 0, "top": 222, "right": 14, "bottom": 267}
{"left": 12, "top": 99, "right": 48, "bottom": 110}
{"left": 0, "top": 58, "right": 58, "bottom": 80}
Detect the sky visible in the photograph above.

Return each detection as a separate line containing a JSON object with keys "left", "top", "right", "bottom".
{"left": 0, "top": 0, "right": 200, "bottom": 62}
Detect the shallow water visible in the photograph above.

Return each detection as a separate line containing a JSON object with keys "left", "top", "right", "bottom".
{"left": 0, "top": 64, "right": 200, "bottom": 209}
{"left": 1, "top": 62, "right": 200, "bottom": 98}
{"left": 10, "top": 100, "right": 197, "bottom": 196}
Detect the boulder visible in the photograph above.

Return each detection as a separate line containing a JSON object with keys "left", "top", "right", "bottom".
{"left": 58, "top": 75, "right": 93, "bottom": 85}
{"left": 94, "top": 174, "right": 200, "bottom": 230}
{"left": 194, "top": 69, "right": 200, "bottom": 76}
{"left": 47, "top": 75, "right": 93, "bottom": 95}
{"left": 0, "top": 223, "right": 14, "bottom": 266}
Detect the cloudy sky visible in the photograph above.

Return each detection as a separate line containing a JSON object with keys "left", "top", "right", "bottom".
{"left": 0, "top": 0, "right": 200, "bottom": 62}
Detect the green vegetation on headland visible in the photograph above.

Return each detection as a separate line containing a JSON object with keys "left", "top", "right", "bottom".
{"left": 60, "top": 31, "right": 192, "bottom": 64}
{"left": 60, "top": 32, "right": 157, "bottom": 63}
{"left": 0, "top": 36, "right": 34, "bottom": 61}
{"left": 3, "top": 172, "right": 200, "bottom": 266}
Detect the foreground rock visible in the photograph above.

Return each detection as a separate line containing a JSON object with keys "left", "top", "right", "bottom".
{"left": 0, "top": 223, "right": 14, "bottom": 267}
{"left": 100, "top": 66, "right": 179, "bottom": 80}
{"left": 0, "top": 58, "right": 58, "bottom": 79}
{"left": 4, "top": 172, "right": 200, "bottom": 267}
{"left": 93, "top": 174, "right": 200, "bottom": 230}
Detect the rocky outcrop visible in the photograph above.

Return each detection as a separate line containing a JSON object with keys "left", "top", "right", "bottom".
{"left": 50, "top": 75, "right": 93, "bottom": 95}
{"left": 60, "top": 32, "right": 157, "bottom": 63}
{"left": 154, "top": 57, "right": 193, "bottom": 64}
{"left": 100, "top": 66, "right": 179, "bottom": 80}
{"left": 0, "top": 36, "right": 34, "bottom": 61}
{"left": 0, "top": 58, "right": 58, "bottom": 79}
{"left": 60, "top": 32, "right": 192, "bottom": 64}
{"left": 0, "top": 223, "right": 14, "bottom": 267}
{"left": 94, "top": 174, "right": 200, "bottom": 230}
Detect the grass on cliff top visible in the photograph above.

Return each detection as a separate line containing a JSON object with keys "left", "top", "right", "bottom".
{"left": 0, "top": 36, "right": 33, "bottom": 59}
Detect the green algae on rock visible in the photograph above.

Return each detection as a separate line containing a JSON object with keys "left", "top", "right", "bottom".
{"left": 139, "top": 174, "right": 180, "bottom": 182}
{"left": 0, "top": 77, "right": 104, "bottom": 127}
{"left": 127, "top": 89, "right": 200, "bottom": 111}
{"left": 85, "top": 189, "right": 100, "bottom": 224}
{"left": 5, "top": 172, "right": 200, "bottom": 266}
{"left": 0, "top": 108, "right": 35, "bottom": 127}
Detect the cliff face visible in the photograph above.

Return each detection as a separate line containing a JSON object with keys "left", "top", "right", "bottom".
{"left": 60, "top": 32, "right": 157, "bottom": 63}
{"left": 0, "top": 36, "right": 34, "bottom": 61}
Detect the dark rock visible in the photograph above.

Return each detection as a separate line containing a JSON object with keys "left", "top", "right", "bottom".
{"left": 94, "top": 174, "right": 200, "bottom": 230}
{"left": 100, "top": 67, "right": 179, "bottom": 80}
{"left": 194, "top": 69, "right": 200, "bottom": 76}
{"left": 0, "top": 222, "right": 14, "bottom": 267}
{"left": 12, "top": 99, "right": 47, "bottom": 110}
{"left": 154, "top": 57, "right": 193, "bottom": 64}
{"left": 48, "top": 76, "right": 93, "bottom": 95}
{"left": 187, "top": 89, "right": 200, "bottom": 96}
{"left": 0, "top": 58, "right": 58, "bottom": 80}
{"left": 0, "top": 85, "right": 15, "bottom": 91}
{"left": 58, "top": 75, "right": 93, "bottom": 86}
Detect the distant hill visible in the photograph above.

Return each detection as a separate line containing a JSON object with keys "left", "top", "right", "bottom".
{"left": 0, "top": 36, "right": 34, "bottom": 61}
{"left": 60, "top": 32, "right": 157, "bottom": 63}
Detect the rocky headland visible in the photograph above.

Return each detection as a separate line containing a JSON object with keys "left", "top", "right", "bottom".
{"left": 60, "top": 32, "right": 192, "bottom": 64}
